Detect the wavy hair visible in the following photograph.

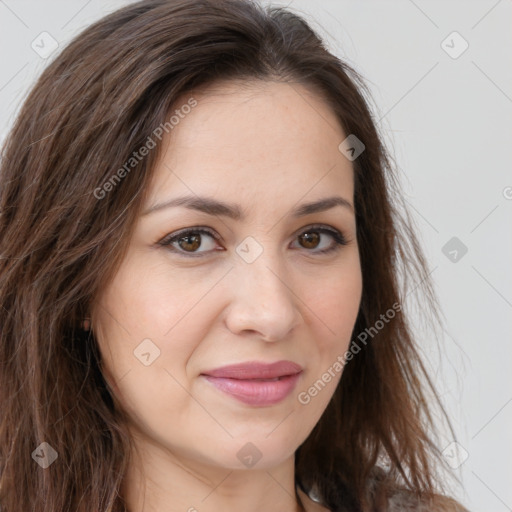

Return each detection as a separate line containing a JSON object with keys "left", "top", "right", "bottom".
{"left": 0, "top": 0, "right": 467, "bottom": 510}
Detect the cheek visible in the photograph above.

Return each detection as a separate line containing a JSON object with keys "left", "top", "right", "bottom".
{"left": 92, "top": 268, "right": 204, "bottom": 433}
{"left": 307, "top": 261, "right": 362, "bottom": 347}
{"left": 98, "top": 259, "right": 207, "bottom": 345}
{"left": 293, "top": 269, "right": 361, "bottom": 418}
{"left": 93, "top": 259, "right": 220, "bottom": 400}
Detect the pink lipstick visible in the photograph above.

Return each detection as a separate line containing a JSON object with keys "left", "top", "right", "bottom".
{"left": 201, "top": 360, "right": 303, "bottom": 406}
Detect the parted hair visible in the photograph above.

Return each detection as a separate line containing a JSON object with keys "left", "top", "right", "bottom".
{"left": 0, "top": 1, "right": 468, "bottom": 511}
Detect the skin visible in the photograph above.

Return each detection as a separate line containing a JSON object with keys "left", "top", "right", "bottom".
{"left": 91, "top": 79, "right": 363, "bottom": 512}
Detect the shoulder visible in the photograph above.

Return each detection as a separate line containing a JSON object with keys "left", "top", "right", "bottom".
{"left": 364, "top": 466, "right": 470, "bottom": 512}
{"left": 386, "top": 487, "right": 470, "bottom": 512}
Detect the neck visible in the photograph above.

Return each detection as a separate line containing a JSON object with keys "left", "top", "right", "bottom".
{"left": 121, "top": 433, "right": 308, "bottom": 512}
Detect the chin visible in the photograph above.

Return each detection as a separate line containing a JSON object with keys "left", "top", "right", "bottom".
{"left": 192, "top": 433, "right": 301, "bottom": 472}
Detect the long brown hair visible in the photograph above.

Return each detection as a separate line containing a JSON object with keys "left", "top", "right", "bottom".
{"left": 0, "top": 1, "right": 468, "bottom": 511}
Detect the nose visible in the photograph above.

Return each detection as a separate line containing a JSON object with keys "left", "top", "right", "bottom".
{"left": 224, "top": 254, "right": 302, "bottom": 342}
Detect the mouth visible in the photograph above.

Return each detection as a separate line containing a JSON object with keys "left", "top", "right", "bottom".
{"left": 200, "top": 360, "right": 303, "bottom": 406}
{"left": 201, "top": 373, "right": 302, "bottom": 406}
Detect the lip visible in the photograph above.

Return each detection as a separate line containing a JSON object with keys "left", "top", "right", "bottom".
{"left": 202, "top": 360, "right": 303, "bottom": 379}
{"left": 201, "top": 360, "right": 303, "bottom": 406}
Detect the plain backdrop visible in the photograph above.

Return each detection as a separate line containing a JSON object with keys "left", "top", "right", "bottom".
{"left": 1, "top": 1, "right": 511, "bottom": 511}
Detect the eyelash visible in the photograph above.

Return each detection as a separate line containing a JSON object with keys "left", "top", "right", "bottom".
{"left": 158, "top": 224, "right": 349, "bottom": 258}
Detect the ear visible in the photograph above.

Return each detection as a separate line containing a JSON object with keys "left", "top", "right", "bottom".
{"left": 80, "top": 318, "right": 91, "bottom": 331}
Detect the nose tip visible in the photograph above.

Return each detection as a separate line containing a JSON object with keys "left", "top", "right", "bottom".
{"left": 224, "top": 262, "right": 302, "bottom": 342}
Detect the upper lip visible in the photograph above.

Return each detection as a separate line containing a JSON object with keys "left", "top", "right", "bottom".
{"left": 201, "top": 360, "right": 303, "bottom": 379}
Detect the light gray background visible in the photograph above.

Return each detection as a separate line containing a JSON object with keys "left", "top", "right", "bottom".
{"left": 1, "top": 1, "right": 511, "bottom": 511}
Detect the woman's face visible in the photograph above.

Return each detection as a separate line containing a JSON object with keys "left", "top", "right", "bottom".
{"left": 92, "top": 80, "right": 362, "bottom": 471}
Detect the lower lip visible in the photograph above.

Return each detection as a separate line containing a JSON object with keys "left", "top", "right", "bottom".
{"left": 202, "top": 372, "right": 302, "bottom": 406}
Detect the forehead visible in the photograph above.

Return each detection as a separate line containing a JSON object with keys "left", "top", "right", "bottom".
{"left": 146, "top": 80, "right": 354, "bottom": 213}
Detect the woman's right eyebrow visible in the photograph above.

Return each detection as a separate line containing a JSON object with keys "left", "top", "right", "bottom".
{"left": 142, "top": 194, "right": 354, "bottom": 219}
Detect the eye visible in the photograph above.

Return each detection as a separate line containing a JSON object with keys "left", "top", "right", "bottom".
{"left": 158, "top": 224, "right": 349, "bottom": 257}
{"left": 291, "top": 224, "right": 348, "bottom": 254}
{"left": 159, "top": 227, "right": 221, "bottom": 257}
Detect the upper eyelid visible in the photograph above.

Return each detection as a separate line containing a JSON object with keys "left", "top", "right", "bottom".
{"left": 160, "top": 223, "right": 348, "bottom": 248}
{"left": 163, "top": 223, "right": 343, "bottom": 239}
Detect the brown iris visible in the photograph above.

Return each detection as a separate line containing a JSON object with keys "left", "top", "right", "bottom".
{"left": 299, "top": 231, "right": 320, "bottom": 249}
{"left": 178, "top": 233, "right": 201, "bottom": 252}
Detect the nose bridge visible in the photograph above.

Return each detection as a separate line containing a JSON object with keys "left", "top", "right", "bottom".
{"left": 225, "top": 237, "right": 301, "bottom": 340}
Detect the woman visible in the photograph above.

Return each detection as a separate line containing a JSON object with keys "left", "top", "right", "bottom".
{"left": 0, "top": 0, "right": 470, "bottom": 511}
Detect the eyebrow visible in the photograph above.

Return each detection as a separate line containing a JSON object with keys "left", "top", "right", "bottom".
{"left": 142, "top": 195, "right": 354, "bottom": 219}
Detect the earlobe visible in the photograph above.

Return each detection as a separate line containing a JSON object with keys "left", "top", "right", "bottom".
{"left": 80, "top": 318, "right": 91, "bottom": 331}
